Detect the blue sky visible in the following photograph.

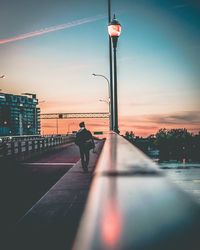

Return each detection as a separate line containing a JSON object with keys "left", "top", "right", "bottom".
{"left": 0, "top": 0, "right": 199, "bottom": 135}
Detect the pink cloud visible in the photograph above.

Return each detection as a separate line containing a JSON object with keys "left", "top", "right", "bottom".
{"left": 0, "top": 15, "right": 105, "bottom": 45}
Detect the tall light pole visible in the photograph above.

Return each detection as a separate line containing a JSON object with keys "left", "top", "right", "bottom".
{"left": 56, "top": 118, "right": 58, "bottom": 134}
{"left": 92, "top": 73, "right": 111, "bottom": 130}
{"left": 108, "top": 0, "right": 114, "bottom": 131}
{"left": 108, "top": 14, "right": 121, "bottom": 133}
{"left": 68, "top": 122, "right": 74, "bottom": 134}
{"left": 0, "top": 75, "right": 5, "bottom": 92}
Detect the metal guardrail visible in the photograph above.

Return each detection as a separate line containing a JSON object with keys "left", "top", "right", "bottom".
{"left": 73, "top": 132, "right": 200, "bottom": 250}
{"left": 0, "top": 134, "right": 75, "bottom": 160}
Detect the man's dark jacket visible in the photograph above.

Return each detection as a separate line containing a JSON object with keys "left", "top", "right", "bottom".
{"left": 75, "top": 129, "right": 93, "bottom": 147}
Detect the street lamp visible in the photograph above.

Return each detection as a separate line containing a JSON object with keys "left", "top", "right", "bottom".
{"left": 0, "top": 75, "right": 5, "bottom": 92}
{"left": 108, "top": 14, "right": 121, "bottom": 133}
{"left": 67, "top": 122, "right": 74, "bottom": 134}
{"left": 99, "top": 99, "right": 109, "bottom": 104}
{"left": 92, "top": 73, "right": 111, "bottom": 130}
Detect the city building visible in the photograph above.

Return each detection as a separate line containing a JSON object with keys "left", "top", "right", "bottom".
{"left": 0, "top": 92, "right": 40, "bottom": 136}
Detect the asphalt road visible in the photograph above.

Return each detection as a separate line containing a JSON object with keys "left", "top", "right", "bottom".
{"left": 26, "top": 142, "right": 80, "bottom": 164}
{"left": 1, "top": 140, "right": 104, "bottom": 250}
{"left": 0, "top": 143, "right": 81, "bottom": 230}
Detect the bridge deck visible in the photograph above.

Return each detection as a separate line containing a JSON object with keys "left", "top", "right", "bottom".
{"left": 3, "top": 140, "right": 104, "bottom": 250}
{"left": 3, "top": 133, "right": 200, "bottom": 250}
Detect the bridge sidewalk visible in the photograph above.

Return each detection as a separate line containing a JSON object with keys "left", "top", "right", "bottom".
{"left": 6, "top": 140, "right": 104, "bottom": 250}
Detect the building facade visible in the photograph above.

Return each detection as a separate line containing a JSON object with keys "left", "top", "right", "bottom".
{"left": 0, "top": 93, "right": 40, "bottom": 136}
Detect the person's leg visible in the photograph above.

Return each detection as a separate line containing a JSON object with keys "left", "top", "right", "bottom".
{"left": 85, "top": 149, "right": 90, "bottom": 169}
{"left": 79, "top": 147, "right": 86, "bottom": 169}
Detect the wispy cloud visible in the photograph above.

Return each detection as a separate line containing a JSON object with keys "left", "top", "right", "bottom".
{"left": 146, "top": 111, "right": 200, "bottom": 125}
{"left": 0, "top": 15, "right": 105, "bottom": 45}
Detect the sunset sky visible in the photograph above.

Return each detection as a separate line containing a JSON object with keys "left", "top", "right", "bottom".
{"left": 0, "top": 0, "right": 200, "bottom": 136}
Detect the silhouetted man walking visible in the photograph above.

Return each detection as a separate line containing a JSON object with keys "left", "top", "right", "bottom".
{"left": 75, "top": 122, "right": 94, "bottom": 172}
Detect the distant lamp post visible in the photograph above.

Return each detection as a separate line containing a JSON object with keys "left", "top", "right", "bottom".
{"left": 108, "top": 14, "right": 121, "bottom": 133}
{"left": 92, "top": 73, "right": 111, "bottom": 130}
{"left": 99, "top": 99, "right": 109, "bottom": 104}
{"left": 68, "top": 122, "right": 74, "bottom": 134}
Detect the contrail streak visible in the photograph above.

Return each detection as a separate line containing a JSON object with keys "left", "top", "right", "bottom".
{"left": 0, "top": 15, "right": 105, "bottom": 45}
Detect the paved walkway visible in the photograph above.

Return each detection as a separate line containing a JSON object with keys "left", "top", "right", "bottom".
{"left": 6, "top": 140, "right": 104, "bottom": 250}
{"left": 1, "top": 142, "right": 80, "bottom": 232}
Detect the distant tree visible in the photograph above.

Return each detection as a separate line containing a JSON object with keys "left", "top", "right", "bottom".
{"left": 191, "top": 133, "right": 200, "bottom": 161}
{"left": 124, "top": 128, "right": 200, "bottom": 162}
{"left": 155, "top": 128, "right": 193, "bottom": 161}
{"left": 124, "top": 131, "right": 135, "bottom": 143}
{"left": 133, "top": 137, "right": 149, "bottom": 153}
{"left": 130, "top": 131, "right": 135, "bottom": 138}
{"left": 124, "top": 131, "right": 148, "bottom": 153}
{"left": 147, "top": 134, "right": 156, "bottom": 150}
{"left": 125, "top": 131, "right": 129, "bottom": 137}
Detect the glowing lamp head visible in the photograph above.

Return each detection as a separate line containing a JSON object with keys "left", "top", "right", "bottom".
{"left": 108, "top": 15, "right": 121, "bottom": 38}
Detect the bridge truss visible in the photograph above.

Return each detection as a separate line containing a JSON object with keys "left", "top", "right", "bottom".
{"left": 41, "top": 112, "right": 109, "bottom": 119}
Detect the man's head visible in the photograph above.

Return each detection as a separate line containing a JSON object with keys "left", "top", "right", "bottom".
{"left": 79, "top": 122, "right": 85, "bottom": 128}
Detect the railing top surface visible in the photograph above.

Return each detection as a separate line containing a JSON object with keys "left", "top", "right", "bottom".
{"left": 73, "top": 132, "right": 200, "bottom": 250}
{"left": 94, "top": 132, "right": 161, "bottom": 175}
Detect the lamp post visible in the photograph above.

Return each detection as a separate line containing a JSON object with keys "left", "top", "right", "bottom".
{"left": 92, "top": 73, "right": 111, "bottom": 130}
{"left": 68, "top": 122, "right": 74, "bottom": 134}
{"left": 0, "top": 75, "right": 5, "bottom": 92}
{"left": 108, "top": 14, "right": 121, "bottom": 134}
{"left": 108, "top": 0, "right": 113, "bottom": 132}
{"left": 99, "top": 99, "right": 109, "bottom": 104}
{"left": 56, "top": 118, "right": 58, "bottom": 135}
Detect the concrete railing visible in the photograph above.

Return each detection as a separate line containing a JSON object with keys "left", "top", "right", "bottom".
{"left": 72, "top": 132, "right": 200, "bottom": 250}
{"left": 0, "top": 134, "right": 75, "bottom": 160}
